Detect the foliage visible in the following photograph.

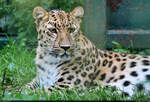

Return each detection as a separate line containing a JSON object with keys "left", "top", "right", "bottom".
{"left": 111, "top": 41, "right": 131, "bottom": 54}
{"left": 112, "top": 41, "right": 150, "bottom": 55}
{"left": 1, "top": 0, "right": 83, "bottom": 47}
{"left": 0, "top": 39, "right": 36, "bottom": 96}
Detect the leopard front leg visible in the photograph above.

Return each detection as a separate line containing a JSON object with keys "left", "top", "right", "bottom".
{"left": 44, "top": 83, "right": 73, "bottom": 95}
{"left": 23, "top": 78, "right": 40, "bottom": 91}
{"left": 19, "top": 78, "right": 38, "bottom": 94}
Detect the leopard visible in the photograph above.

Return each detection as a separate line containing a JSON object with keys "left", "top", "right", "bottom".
{"left": 25, "top": 6, "right": 150, "bottom": 96}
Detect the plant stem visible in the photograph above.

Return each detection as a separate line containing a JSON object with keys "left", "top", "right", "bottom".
{"left": 1, "top": 68, "right": 7, "bottom": 97}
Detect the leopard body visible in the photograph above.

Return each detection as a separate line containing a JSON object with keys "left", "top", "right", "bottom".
{"left": 26, "top": 6, "right": 150, "bottom": 96}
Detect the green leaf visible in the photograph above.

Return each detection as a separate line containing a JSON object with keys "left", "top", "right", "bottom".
{"left": 112, "top": 41, "right": 122, "bottom": 49}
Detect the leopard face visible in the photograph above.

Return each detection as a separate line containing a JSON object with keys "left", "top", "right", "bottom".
{"left": 33, "top": 6, "right": 84, "bottom": 57}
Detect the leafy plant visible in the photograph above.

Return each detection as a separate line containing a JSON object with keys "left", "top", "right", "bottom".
{"left": 111, "top": 41, "right": 131, "bottom": 54}
{"left": 111, "top": 41, "right": 150, "bottom": 55}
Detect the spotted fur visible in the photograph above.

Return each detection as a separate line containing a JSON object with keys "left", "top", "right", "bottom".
{"left": 26, "top": 6, "right": 150, "bottom": 96}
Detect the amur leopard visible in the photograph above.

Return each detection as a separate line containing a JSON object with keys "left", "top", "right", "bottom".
{"left": 26, "top": 6, "right": 150, "bottom": 96}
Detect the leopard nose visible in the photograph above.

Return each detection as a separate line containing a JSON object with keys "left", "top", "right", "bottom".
{"left": 60, "top": 46, "right": 70, "bottom": 51}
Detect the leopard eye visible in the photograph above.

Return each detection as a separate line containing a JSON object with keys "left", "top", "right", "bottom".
{"left": 48, "top": 28, "right": 57, "bottom": 33}
{"left": 69, "top": 27, "right": 75, "bottom": 33}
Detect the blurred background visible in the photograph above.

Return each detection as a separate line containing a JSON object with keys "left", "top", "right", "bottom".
{"left": 1, "top": 0, "right": 150, "bottom": 52}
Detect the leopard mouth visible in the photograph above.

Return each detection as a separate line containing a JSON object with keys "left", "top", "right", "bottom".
{"left": 60, "top": 52, "right": 68, "bottom": 58}
{"left": 50, "top": 50, "right": 69, "bottom": 58}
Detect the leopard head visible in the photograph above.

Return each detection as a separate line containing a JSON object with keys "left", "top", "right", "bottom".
{"left": 33, "top": 6, "right": 84, "bottom": 57}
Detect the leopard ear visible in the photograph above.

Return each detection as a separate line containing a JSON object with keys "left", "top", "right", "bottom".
{"left": 33, "top": 6, "right": 47, "bottom": 20}
{"left": 71, "top": 6, "right": 84, "bottom": 18}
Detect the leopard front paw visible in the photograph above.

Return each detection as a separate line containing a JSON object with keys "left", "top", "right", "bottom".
{"left": 44, "top": 88, "right": 52, "bottom": 96}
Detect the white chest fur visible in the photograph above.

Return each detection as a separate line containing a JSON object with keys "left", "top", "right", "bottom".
{"left": 35, "top": 53, "right": 62, "bottom": 88}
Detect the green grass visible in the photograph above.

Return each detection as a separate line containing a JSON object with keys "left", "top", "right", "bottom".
{"left": 0, "top": 40, "right": 150, "bottom": 101}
